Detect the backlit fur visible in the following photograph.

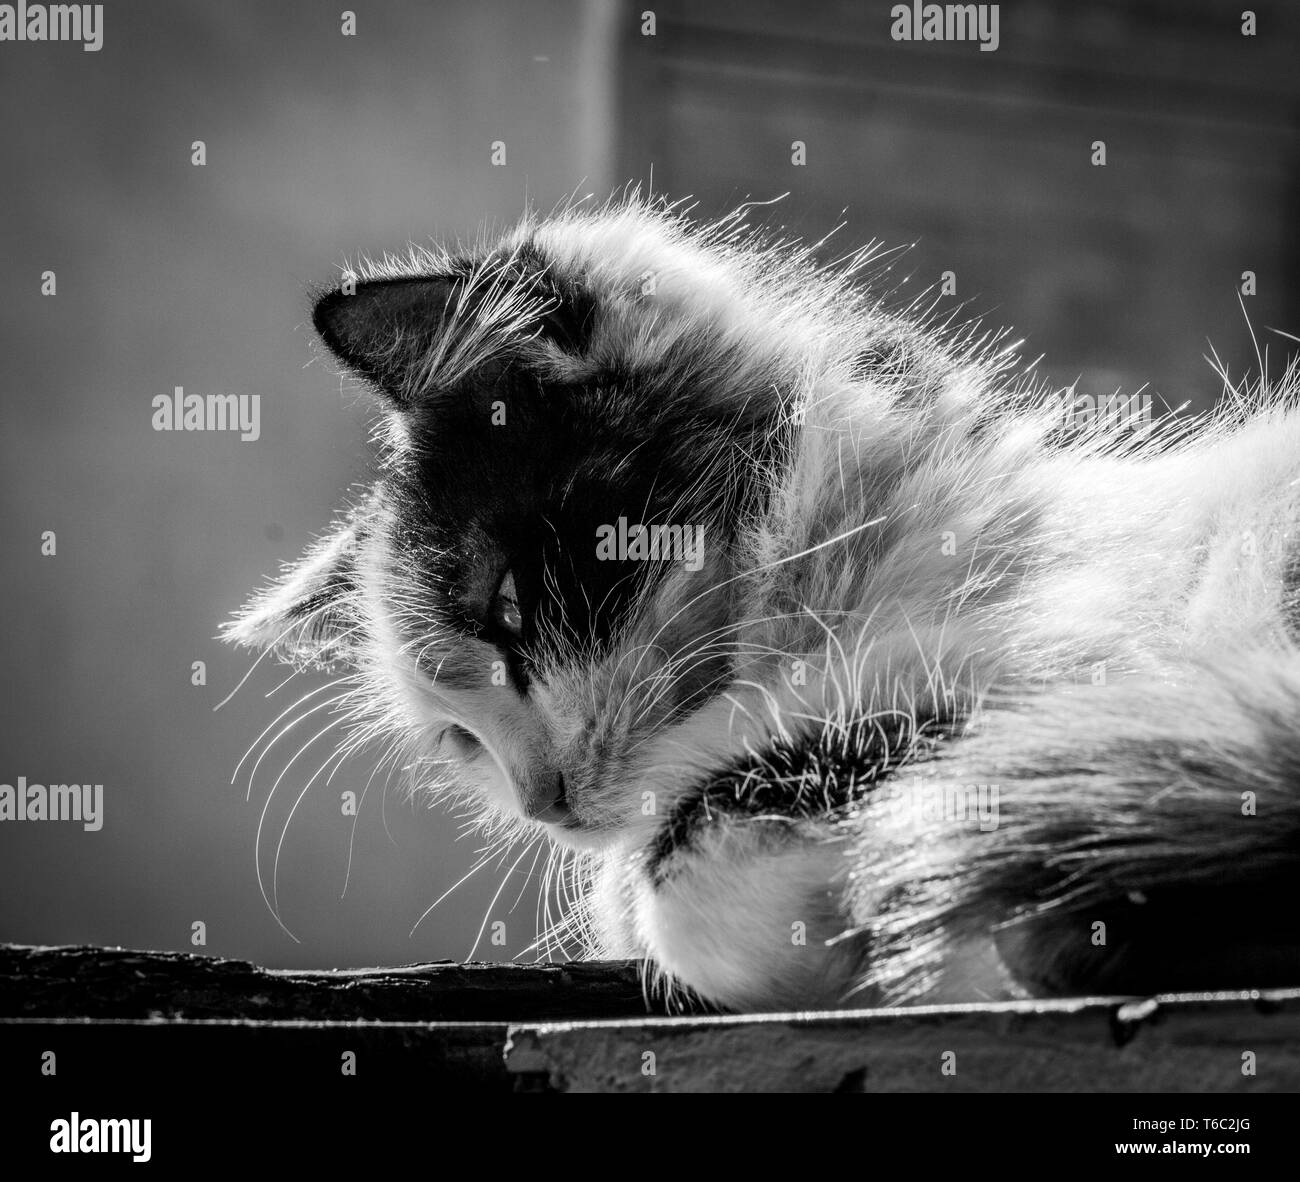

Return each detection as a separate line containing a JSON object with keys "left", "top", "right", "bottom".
{"left": 226, "top": 195, "right": 1300, "bottom": 1010}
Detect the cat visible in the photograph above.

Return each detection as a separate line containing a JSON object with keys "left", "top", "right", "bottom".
{"left": 226, "top": 196, "right": 1300, "bottom": 1011}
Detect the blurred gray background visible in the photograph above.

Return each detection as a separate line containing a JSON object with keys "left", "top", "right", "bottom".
{"left": 2, "top": 0, "right": 1297, "bottom": 970}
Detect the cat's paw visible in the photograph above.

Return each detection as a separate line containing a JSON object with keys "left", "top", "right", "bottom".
{"left": 630, "top": 811, "right": 864, "bottom": 1010}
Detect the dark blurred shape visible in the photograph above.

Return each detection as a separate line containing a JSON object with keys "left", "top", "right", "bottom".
{"left": 616, "top": 0, "right": 1300, "bottom": 412}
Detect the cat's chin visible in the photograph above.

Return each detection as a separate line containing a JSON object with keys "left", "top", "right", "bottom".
{"left": 538, "top": 814, "right": 623, "bottom": 854}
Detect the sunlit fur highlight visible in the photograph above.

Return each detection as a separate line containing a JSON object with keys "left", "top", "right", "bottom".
{"left": 226, "top": 192, "right": 1300, "bottom": 1009}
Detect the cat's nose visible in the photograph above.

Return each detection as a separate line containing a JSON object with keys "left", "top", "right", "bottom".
{"left": 518, "top": 768, "right": 570, "bottom": 824}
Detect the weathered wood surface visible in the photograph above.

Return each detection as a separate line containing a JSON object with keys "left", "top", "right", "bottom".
{"left": 0, "top": 943, "right": 656, "bottom": 1021}
{"left": 4, "top": 944, "right": 1299, "bottom": 1092}
{"left": 506, "top": 993, "right": 1300, "bottom": 1092}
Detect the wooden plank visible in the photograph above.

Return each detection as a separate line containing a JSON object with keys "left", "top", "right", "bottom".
{"left": 504, "top": 991, "right": 1300, "bottom": 1093}
{"left": 0, "top": 943, "right": 659, "bottom": 1022}
{"left": 2, "top": 1017, "right": 517, "bottom": 1093}
{"left": 4, "top": 945, "right": 1299, "bottom": 1092}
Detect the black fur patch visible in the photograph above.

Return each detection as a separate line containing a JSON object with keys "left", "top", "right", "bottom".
{"left": 312, "top": 239, "right": 792, "bottom": 691}
{"left": 514, "top": 243, "right": 598, "bottom": 354}
{"left": 386, "top": 365, "right": 763, "bottom": 679}
{"left": 648, "top": 709, "right": 950, "bottom": 883}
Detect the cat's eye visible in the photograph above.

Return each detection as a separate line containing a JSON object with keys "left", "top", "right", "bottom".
{"left": 488, "top": 569, "right": 523, "bottom": 638}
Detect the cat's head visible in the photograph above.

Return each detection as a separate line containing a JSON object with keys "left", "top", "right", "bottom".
{"left": 225, "top": 201, "right": 839, "bottom": 850}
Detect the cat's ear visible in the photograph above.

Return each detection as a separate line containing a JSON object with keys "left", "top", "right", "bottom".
{"left": 313, "top": 277, "right": 462, "bottom": 403}
{"left": 223, "top": 500, "right": 375, "bottom": 668}
{"left": 312, "top": 258, "right": 594, "bottom": 403}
